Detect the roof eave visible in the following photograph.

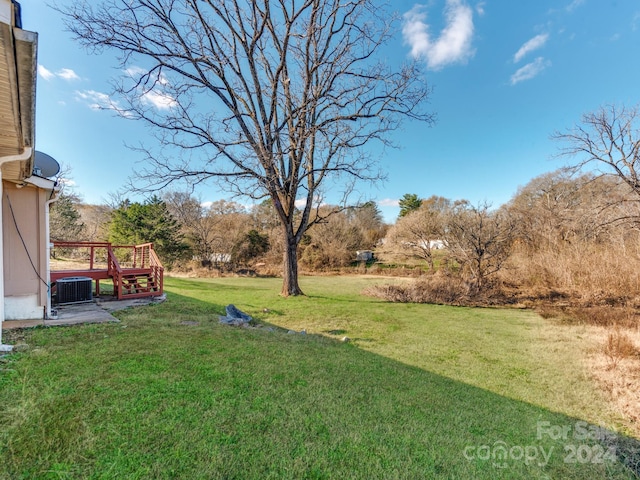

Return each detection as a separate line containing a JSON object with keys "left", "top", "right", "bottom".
{"left": 0, "top": 3, "right": 37, "bottom": 180}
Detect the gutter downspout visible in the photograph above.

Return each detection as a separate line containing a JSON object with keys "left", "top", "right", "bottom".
{"left": 44, "top": 187, "right": 60, "bottom": 319}
{"left": 0, "top": 146, "right": 33, "bottom": 352}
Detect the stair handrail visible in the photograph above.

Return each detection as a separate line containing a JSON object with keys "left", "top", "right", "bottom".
{"left": 106, "top": 244, "right": 125, "bottom": 299}
{"left": 136, "top": 243, "right": 164, "bottom": 296}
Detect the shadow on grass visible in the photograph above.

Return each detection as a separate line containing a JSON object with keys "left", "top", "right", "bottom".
{"left": 0, "top": 290, "right": 638, "bottom": 479}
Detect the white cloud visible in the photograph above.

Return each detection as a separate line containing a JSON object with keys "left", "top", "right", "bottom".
{"left": 403, "top": 7, "right": 430, "bottom": 59}
{"left": 294, "top": 197, "right": 326, "bottom": 209}
{"left": 38, "top": 64, "right": 54, "bottom": 81}
{"left": 125, "top": 66, "right": 147, "bottom": 77}
{"left": 125, "top": 66, "right": 177, "bottom": 110}
{"left": 565, "top": 0, "right": 585, "bottom": 13}
{"left": 403, "top": 0, "right": 475, "bottom": 70}
{"left": 38, "top": 64, "right": 80, "bottom": 81}
{"left": 77, "top": 87, "right": 175, "bottom": 113}
{"left": 141, "top": 90, "right": 177, "bottom": 110}
{"left": 476, "top": 2, "right": 486, "bottom": 16}
{"left": 547, "top": 0, "right": 584, "bottom": 17}
{"left": 59, "top": 178, "right": 76, "bottom": 187}
{"left": 75, "top": 90, "right": 127, "bottom": 114}
{"left": 513, "top": 33, "right": 549, "bottom": 63}
{"left": 510, "top": 57, "right": 551, "bottom": 85}
{"left": 378, "top": 198, "right": 399, "bottom": 207}
{"left": 56, "top": 68, "right": 80, "bottom": 81}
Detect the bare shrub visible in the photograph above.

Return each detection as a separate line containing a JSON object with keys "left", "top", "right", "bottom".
{"left": 505, "top": 240, "right": 640, "bottom": 308}
{"left": 363, "top": 284, "right": 413, "bottom": 303}
{"left": 366, "top": 264, "right": 382, "bottom": 275}
{"left": 504, "top": 168, "right": 640, "bottom": 310}
{"left": 445, "top": 202, "right": 516, "bottom": 292}
{"left": 603, "top": 330, "right": 638, "bottom": 369}
{"left": 363, "top": 275, "right": 471, "bottom": 305}
{"left": 385, "top": 196, "right": 450, "bottom": 270}
{"left": 536, "top": 306, "right": 562, "bottom": 320}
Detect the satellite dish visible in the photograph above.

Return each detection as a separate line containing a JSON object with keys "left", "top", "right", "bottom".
{"left": 34, "top": 151, "right": 61, "bottom": 178}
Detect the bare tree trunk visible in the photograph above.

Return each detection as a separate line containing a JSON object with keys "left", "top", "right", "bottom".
{"left": 282, "top": 233, "right": 303, "bottom": 297}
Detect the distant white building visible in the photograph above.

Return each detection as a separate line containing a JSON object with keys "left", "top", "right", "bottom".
{"left": 210, "top": 253, "right": 232, "bottom": 263}
{"left": 429, "top": 240, "right": 446, "bottom": 250}
{"left": 193, "top": 253, "right": 232, "bottom": 263}
{"left": 404, "top": 239, "right": 446, "bottom": 250}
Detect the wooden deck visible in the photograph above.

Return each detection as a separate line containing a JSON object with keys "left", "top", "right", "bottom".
{"left": 51, "top": 242, "right": 164, "bottom": 300}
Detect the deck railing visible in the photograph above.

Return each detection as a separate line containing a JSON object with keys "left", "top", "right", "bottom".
{"left": 51, "top": 241, "right": 164, "bottom": 299}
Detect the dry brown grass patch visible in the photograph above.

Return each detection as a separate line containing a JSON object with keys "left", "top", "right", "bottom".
{"left": 582, "top": 326, "right": 640, "bottom": 438}
{"left": 534, "top": 305, "right": 640, "bottom": 329}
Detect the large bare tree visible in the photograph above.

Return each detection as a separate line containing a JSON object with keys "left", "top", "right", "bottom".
{"left": 554, "top": 104, "right": 640, "bottom": 227}
{"left": 60, "top": 0, "right": 434, "bottom": 295}
{"left": 444, "top": 202, "right": 516, "bottom": 291}
{"left": 387, "top": 195, "right": 450, "bottom": 269}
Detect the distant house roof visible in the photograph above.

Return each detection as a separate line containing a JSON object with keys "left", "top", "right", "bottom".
{"left": 0, "top": 0, "right": 37, "bottom": 180}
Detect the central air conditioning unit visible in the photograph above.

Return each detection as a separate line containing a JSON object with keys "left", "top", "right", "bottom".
{"left": 56, "top": 276, "right": 93, "bottom": 304}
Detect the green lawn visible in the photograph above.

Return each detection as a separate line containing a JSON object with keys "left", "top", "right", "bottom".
{"left": 0, "top": 276, "right": 637, "bottom": 479}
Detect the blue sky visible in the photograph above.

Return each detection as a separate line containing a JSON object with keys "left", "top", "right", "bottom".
{"left": 21, "top": 0, "right": 640, "bottom": 222}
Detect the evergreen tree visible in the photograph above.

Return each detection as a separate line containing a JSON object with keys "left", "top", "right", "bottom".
{"left": 109, "top": 196, "right": 189, "bottom": 266}
{"left": 398, "top": 193, "right": 422, "bottom": 218}
{"left": 232, "top": 229, "right": 270, "bottom": 266}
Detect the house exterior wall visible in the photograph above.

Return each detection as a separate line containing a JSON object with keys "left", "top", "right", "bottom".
{"left": 2, "top": 180, "right": 48, "bottom": 319}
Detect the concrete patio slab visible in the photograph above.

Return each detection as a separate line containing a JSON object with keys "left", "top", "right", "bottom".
{"left": 2, "top": 294, "right": 166, "bottom": 330}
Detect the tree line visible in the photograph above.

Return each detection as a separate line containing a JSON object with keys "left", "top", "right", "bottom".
{"left": 50, "top": 193, "right": 387, "bottom": 274}
{"left": 51, "top": 102, "right": 640, "bottom": 306}
{"left": 51, "top": 164, "right": 635, "bottom": 299}
{"left": 384, "top": 168, "right": 639, "bottom": 298}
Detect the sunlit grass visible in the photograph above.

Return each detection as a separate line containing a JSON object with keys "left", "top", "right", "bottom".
{"left": 0, "top": 276, "right": 636, "bottom": 479}
{"left": 165, "top": 276, "right": 615, "bottom": 424}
